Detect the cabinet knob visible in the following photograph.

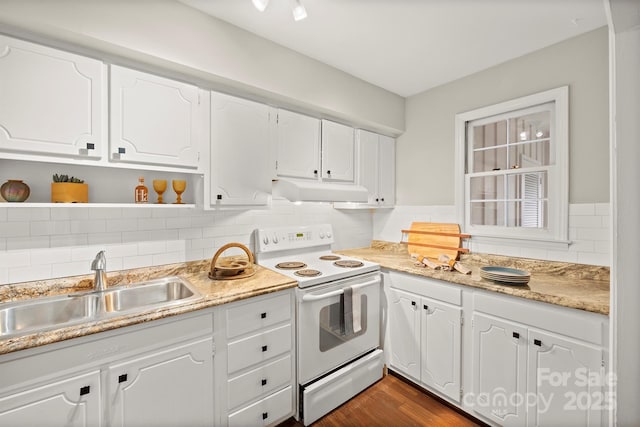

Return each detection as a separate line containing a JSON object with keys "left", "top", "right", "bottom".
{"left": 261, "top": 378, "right": 268, "bottom": 386}
{"left": 381, "top": 198, "right": 385, "bottom": 202}
{"left": 375, "top": 198, "right": 379, "bottom": 202}
{"left": 261, "top": 345, "right": 268, "bottom": 352}
{"left": 217, "top": 194, "right": 222, "bottom": 200}
{"left": 118, "top": 147, "right": 126, "bottom": 154}
{"left": 513, "top": 332, "right": 520, "bottom": 339}
{"left": 118, "top": 374, "right": 128, "bottom": 383}
{"left": 411, "top": 301, "right": 416, "bottom": 307}
{"left": 86, "top": 143, "right": 95, "bottom": 150}
{"left": 261, "top": 312, "right": 267, "bottom": 319}
{"left": 262, "top": 412, "right": 268, "bottom": 420}
{"left": 80, "top": 386, "right": 91, "bottom": 396}
{"left": 423, "top": 304, "right": 428, "bottom": 310}
{"left": 327, "top": 170, "right": 331, "bottom": 175}
{"left": 313, "top": 170, "right": 318, "bottom": 175}
{"left": 534, "top": 339, "right": 542, "bottom": 347}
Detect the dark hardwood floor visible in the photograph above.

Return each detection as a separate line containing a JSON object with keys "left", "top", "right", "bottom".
{"left": 278, "top": 373, "right": 484, "bottom": 427}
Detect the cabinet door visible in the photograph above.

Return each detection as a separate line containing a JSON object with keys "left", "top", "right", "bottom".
{"left": 0, "top": 35, "right": 104, "bottom": 159}
{"left": 276, "top": 109, "right": 320, "bottom": 179}
{"left": 321, "top": 120, "right": 354, "bottom": 182}
{"left": 210, "top": 92, "right": 272, "bottom": 206}
{"left": 472, "top": 313, "right": 527, "bottom": 426}
{"left": 0, "top": 370, "right": 101, "bottom": 427}
{"left": 377, "top": 135, "right": 395, "bottom": 206}
{"left": 108, "top": 337, "right": 214, "bottom": 427}
{"left": 110, "top": 65, "right": 202, "bottom": 168}
{"left": 527, "top": 329, "right": 603, "bottom": 427}
{"left": 356, "top": 129, "right": 379, "bottom": 205}
{"left": 420, "top": 297, "right": 461, "bottom": 402}
{"left": 388, "top": 288, "right": 421, "bottom": 379}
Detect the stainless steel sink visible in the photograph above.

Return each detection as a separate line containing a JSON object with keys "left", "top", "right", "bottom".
{"left": 101, "top": 277, "right": 200, "bottom": 313}
{"left": 0, "top": 276, "right": 201, "bottom": 338}
{"left": 0, "top": 293, "right": 99, "bottom": 337}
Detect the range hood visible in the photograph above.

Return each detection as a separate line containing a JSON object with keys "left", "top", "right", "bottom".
{"left": 272, "top": 179, "right": 368, "bottom": 203}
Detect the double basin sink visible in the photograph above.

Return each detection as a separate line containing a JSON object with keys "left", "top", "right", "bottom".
{"left": 0, "top": 277, "right": 201, "bottom": 338}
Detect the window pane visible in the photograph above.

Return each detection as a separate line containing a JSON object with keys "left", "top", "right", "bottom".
{"left": 473, "top": 146, "right": 508, "bottom": 172}
{"left": 508, "top": 141, "right": 551, "bottom": 168}
{"left": 509, "top": 111, "right": 550, "bottom": 144}
{"left": 470, "top": 175, "right": 504, "bottom": 201}
{"left": 473, "top": 121, "right": 506, "bottom": 149}
{"left": 470, "top": 201, "right": 505, "bottom": 226}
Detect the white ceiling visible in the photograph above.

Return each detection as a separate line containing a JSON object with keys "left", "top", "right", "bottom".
{"left": 180, "top": 0, "right": 607, "bottom": 98}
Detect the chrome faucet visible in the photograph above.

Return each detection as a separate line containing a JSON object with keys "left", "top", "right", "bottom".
{"left": 91, "top": 250, "right": 108, "bottom": 292}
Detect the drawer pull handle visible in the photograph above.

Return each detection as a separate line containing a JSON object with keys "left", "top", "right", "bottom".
{"left": 513, "top": 332, "right": 520, "bottom": 339}
{"left": 79, "top": 386, "right": 90, "bottom": 396}
{"left": 534, "top": 339, "right": 542, "bottom": 347}
{"left": 217, "top": 194, "right": 222, "bottom": 200}
{"left": 261, "top": 345, "right": 268, "bottom": 352}
{"left": 261, "top": 378, "right": 267, "bottom": 386}
{"left": 86, "top": 143, "right": 95, "bottom": 150}
{"left": 118, "top": 147, "right": 126, "bottom": 154}
{"left": 423, "top": 304, "right": 428, "bottom": 310}
{"left": 411, "top": 301, "right": 416, "bottom": 307}
{"left": 119, "top": 374, "right": 128, "bottom": 383}
{"left": 262, "top": 412, "right": 268, "bottom": 420}
{"left": 261, "top": 312, "right": 267, "bottom": 319}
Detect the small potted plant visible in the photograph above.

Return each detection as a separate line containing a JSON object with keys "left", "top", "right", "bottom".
{"left": 51, "top": 174, "right": 89, "bottom": 203}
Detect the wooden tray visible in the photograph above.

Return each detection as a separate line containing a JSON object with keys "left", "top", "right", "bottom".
{"left": 402, "top": 222, "right": 470, "bottom": 261}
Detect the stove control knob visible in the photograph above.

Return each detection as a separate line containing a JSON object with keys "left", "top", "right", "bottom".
{"left": 263, "top": 236, "right": 269, "bottom": 245}
{"left": 273, "top": 235, "right": 279, "bottom": 244}
{"left": 326, "top": 231, "right": 332, "bottom": 238}
{"left": 319, "top": 232, "right": 325, "bottom": 239}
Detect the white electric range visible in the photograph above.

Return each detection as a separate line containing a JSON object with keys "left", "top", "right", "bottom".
{"left": 253, "top": 224, "right": 384, "bottom": 426}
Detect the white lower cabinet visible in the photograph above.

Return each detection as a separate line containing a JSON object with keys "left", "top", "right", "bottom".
{"left": 222, "top": 290, "right": 295, "bottom": 426}
{"left": 107, "top": 337, "right": 214, "bottom": 427}
{"left": 0, "top": 312, "right": 214, "bottom": 427}
{"left": 387, "top": 274, "right": 463, "bottom": 403}
{"left": 0, "top": 370, "right": 101, "bottom": 427}
{"left": 386, "top": 270, "right": 609, "bottom": 427}
{"left": 472, "top": 313, "right": 528, "bottom": 426}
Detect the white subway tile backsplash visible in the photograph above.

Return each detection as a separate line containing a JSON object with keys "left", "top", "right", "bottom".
{"left": 30, "top": 220, "right": 71, "bottom": 236}
{"left": 0, "top": 207, "right": 6, "bottom": 222}
{"left": 0, "top": 250, "right": 31, "bottom": 268}
{"left": 137, "top": 218, "right": 166, "bottom": 231}
{"left": 8, "top": 207, "right": 50, "bottom": 221}
{"left": 51, "top": 234, "right": 88, "bottom": 247}
{"left": 0, "top": 222, "right": 30, "bottom": 237}
{"left": 178, "top": 228, "right": 203, "bottom": 240}
{"left": 6, "top": 236, "right": 51, "bottom": 250}
{"left": 52, "top": 261, "right": 91, "bottom": 278}
{"left": 123, "top": 255, "right": 153, "bottom": 270}
{"left": 87, "top": 232, "right": 123, "bottom": 245}
{"left": 152, "top": 251, "right": 185, "bottom": 266}
{"left": 50, "top": 207, "right": 89, "bottom": 221}
{"left": 88, "top": 207, "right": 123, "bottom": 219}
{"left": 71, "top": 220, "right": 106, "bottom": 234}
{"left": 138, "top": 241, "right": 167, "bottom": 255}
{"left": 9, "top": 264, "right": 52, "bottom": 283}
{"left": 106, "top": 218, "right": 138, "bottom": 233}
{"left": 30, "top": 248, "right": 72, "bottom": 265}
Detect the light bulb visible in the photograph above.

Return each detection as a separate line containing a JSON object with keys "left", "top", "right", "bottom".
{"left": 252, "top": 0, "right": 269, "bottom": 12}
{"left": 292, "top": 0, "right": 307, "bottom": 21}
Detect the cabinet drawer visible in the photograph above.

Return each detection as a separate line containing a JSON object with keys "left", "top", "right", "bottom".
{"left": 228, "top": 385, "right": 293, "bottom": 427}
{"left": 228, "top": 324, "right": 292, "bottom": 374}
{"left": 228, "top": 355, "right": 292, "bottom": 410}
{"left": 388, "top": 271, "right": 462, "bottom": 305}
{"left": 226, "top": 293, "right": 291, "bottom": 338}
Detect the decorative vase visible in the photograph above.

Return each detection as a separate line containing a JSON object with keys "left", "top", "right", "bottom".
{"left": 51, "top": 183, "right": 89, "bottom": 203}
{"left": 0, "top": 180, "right": 30, "bottom": 202}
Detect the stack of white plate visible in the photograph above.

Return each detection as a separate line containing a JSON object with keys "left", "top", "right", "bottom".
{"left": 480, "top": 266, "right": 531, "bottom": 285}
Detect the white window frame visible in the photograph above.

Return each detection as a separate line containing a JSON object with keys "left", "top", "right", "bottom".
{"left": 454, "top": 86, "right": 569, "bottom": 244}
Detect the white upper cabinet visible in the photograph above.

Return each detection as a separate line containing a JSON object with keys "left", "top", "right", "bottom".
{"left": 275, "top": 109, "right": 321, "bottom": 180}
{"left": 356, "top": 130, "right": 395, "bottom": 207}
{"left": 321, "top": 120, "right": 354, "bottom": 182}
{"left": 209, "top": 92, "right": 272, "bottom": 207}
{"left": 0, "top": 35, "right": 105, "bottom": 159}
{"left": 109, "top": 65, "right": 203, "bottom": 169}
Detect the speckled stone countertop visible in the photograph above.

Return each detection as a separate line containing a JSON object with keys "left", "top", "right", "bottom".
{"left": 336, "top": 241, "right": 610, "bottom": 315}
{"left": 0, "top": 257, "right": 297, "bottom": 356}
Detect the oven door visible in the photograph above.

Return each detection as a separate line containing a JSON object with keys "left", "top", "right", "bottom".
{"left": 297, "top": 271, "right": 381, "bottom": 385}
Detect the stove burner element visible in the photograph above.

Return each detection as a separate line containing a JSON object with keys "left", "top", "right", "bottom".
{"left": 319, "top": 255, "right": 341, "bottom": 261}
{"left": 294, "top": 269, "right": 322, "bottom": 277}
{"left": 334, "top": 260, "right": 364, "bottom": 268}
{"left": 276, "top": 261, "right": 307, "bottom": 270}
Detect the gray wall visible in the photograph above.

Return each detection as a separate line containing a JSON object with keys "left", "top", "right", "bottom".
{"left": 0, "top": 0, "right": 404, "bottom": 135}
{"left": 397, "top": 27, "right": 609, "bottom": 205}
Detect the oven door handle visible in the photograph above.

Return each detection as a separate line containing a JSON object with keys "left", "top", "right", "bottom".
{"left": 301, "top": 277, "right": 380, "bottom": 302}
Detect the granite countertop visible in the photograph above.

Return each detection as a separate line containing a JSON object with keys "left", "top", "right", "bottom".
{"left": 336, "top": 241, "right": 610, "bottom": 316}
{"left": 0, "top": 257, "right": 297, "bottom": 356}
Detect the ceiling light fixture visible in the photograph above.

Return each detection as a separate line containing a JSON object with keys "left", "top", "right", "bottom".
{"left": 252, "top": 0, "right": 269, "bottom": 12}
{"left": 292, "top": 0, "right": 307, "bottom": 21}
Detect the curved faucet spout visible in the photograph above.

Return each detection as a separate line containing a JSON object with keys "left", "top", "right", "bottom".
{"left": 91, "top": 251, "right": 108, "bottom": 292}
